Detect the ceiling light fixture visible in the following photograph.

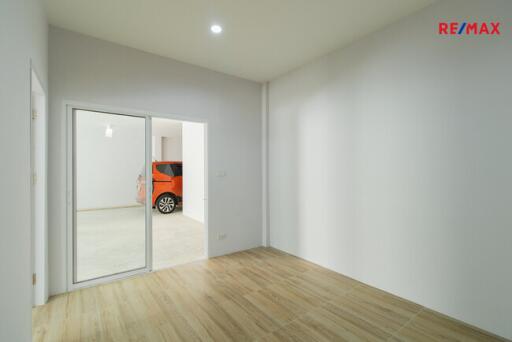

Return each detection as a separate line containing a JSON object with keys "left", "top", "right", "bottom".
{"left": 105, "top": 125, "right": 113, "bottom": 138}
{"left": 210, "top": 24, "right": 223, "bottom": 34}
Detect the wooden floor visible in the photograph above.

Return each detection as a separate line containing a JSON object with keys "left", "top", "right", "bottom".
{"left": 33, "top": 247, "right": 505, "bottom": 341}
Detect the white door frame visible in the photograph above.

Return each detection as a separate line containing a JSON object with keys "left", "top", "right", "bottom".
{"left": 65, "top": 101, "right": 209, "bottom": 291}
{"left": 31, "top": 66, "right": 48, "bottom": 306}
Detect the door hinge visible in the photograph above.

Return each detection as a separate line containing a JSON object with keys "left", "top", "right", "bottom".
{"left": 32, "top": 110, "right": 38, "bottom": 120}
{"left": 32, "top": 273, "right": 36, "bottom": 285}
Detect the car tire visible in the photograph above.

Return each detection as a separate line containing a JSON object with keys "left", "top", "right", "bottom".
{"left": 156, "top": 194, "right": 177, "bottom": 214}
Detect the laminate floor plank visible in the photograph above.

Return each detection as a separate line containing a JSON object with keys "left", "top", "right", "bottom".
{"left": 33, "top": 247, "right": 506, "bottom": 342}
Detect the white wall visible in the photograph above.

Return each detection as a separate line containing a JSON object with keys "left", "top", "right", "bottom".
{"left": 183, "top": 122, "right": 205, "bottom": 223}
{"left": 48, "top": 27, "right": 262, "bottom": 295}
{"left": 268, "top": 0, "right": 512, "bottom": 339}
{"left": 76, "top": 110, "right": 145, "bottom": 210}
{"left": 152, "top": 118, "right": 182, "bottom": 161}
{"left": 162, "top": 137, "right": 182, "bottom": 161}
{"left": 152, "top": 135, "right": 162, "bottom": 161}
{"left": 0, "top": 0, "right": 47, "bottom": 340}
{"left": 153, "top": 136, "right": 182, "bottom": 161}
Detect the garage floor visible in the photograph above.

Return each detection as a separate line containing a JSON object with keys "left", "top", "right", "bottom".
{"left": 76, "top": 206, "right": 204, "bottom": 282}
{"left": 152, "top": 207, "right": 205, "bottom": 270}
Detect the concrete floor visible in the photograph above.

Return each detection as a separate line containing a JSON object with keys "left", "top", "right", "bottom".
{"left": 152, "top": 207, "right": 205, "bottom": 270}
{"left": 76, "top": 206, "right": 204, "bottom": 282}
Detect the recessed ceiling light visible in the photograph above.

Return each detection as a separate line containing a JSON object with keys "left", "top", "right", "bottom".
{"left": 210, "top": 24, "right": 223, "bottom": 34}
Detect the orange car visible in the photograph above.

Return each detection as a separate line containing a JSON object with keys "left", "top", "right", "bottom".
{"left": 137, "top": 161, "right": 183, "bottom": 214}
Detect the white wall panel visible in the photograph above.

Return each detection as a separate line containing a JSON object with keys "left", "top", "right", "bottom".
{"left": 269, "top": 0, "right": 512, "bottom": 339}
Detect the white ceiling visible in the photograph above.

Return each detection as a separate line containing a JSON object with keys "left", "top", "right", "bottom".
{"left": 45, "top": 0, "right": 436, "bottom": 82}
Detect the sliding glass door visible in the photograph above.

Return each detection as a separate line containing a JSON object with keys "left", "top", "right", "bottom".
{"left": 72, "top": 109, "right": 151, "bottom": 284}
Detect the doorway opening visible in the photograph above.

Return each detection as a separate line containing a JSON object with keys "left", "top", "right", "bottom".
{"left": 151, "top": 118, "right": 206, "bottom": 270}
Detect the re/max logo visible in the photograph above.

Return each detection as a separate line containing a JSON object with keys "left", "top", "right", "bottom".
{"left": 438, "top": 22, "right": 501, "bottom": 35}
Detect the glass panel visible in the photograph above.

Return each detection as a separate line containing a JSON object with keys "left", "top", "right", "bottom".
{"left": 75, "top": 110, "right": 146, "bottom": 282}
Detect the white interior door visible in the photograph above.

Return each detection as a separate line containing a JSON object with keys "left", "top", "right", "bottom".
{"left": 31, "top": 69, "right": 48, "bottom": 306}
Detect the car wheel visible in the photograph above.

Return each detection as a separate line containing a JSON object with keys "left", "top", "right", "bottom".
{"left": 156, "top": 194, "right": 176, "bottom": 214}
